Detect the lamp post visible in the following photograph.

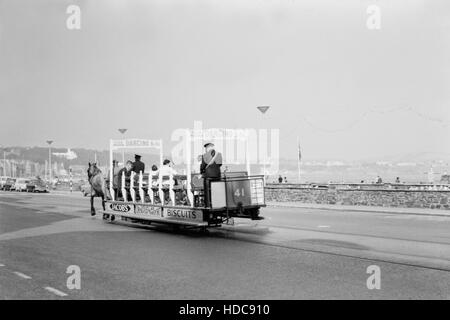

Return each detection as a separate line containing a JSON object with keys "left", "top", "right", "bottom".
{"left": 0, "top": 145, "right": 6, "bottom": 176}
{"left": 297, "top": 136, "right": 301, "bottom": 184}
{"left": 46, "top": 140, "right": 53, "bottom": 185}
{"left": 257, "top": 106, "right": 270, "bottom": 184}
{"left": 69, "top": 167, "right": 73, "bottom": 193}
{"left": 118, "top": 128, "right": 127, "bottom": 164}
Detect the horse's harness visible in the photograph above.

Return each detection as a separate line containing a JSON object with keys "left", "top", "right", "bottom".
{"left": 88, "top": 167, "right": 101, "bottom": 184}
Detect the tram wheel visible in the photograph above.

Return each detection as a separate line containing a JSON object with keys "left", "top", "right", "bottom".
{"left": 250, "top": 208, "right": 260, "bottom": 220}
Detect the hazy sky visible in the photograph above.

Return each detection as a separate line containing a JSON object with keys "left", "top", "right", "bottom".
{"left": 0, "top": 0, "right": 449, "bottom": 160}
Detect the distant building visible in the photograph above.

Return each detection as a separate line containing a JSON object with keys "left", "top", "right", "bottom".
{"left": 25, "top": 161, "right": 32, "bottom": 176}
{"left": 376, "top": 161, "right": 392, "bottom": 166}
{"left": 396, "top": 162, "right": 417, "bottom": 167}
{"left": 326, "top": 161, "right": 345, "bottom": 167}
{"left": 440, "top": 174, "right": 450, "bottom": 184}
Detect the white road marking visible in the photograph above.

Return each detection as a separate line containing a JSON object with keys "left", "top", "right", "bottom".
{"left": 13, "top": 271, "right": 32, "bottom": 279}
{"left": 0, "top": 263, "right": 5, "bottom": 267}
{"left": 317, "top": 225, "right": 330, "bottom": 228}
{"left": 44, "top": 287, "right": 68, "bottom": 297}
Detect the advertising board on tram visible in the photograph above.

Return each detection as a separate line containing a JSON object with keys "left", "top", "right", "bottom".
{"left": 163, "top": 207, "right": 204, "bottom": 223}
{"left": 107, "top": 202, "right": 203, "bottom": 223}
{"left": 108, "top": 202, "right": 134, "bottom": 214}
{"left": 135, "top": 204, "right": 162, "bottom": 218}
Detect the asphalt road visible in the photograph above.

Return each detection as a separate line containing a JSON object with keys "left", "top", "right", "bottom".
{"left": 1, "top": 191, "right": 450, "bottom": 299}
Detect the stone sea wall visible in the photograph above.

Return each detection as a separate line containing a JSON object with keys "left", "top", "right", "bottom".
{"left": 265, "top": 183, "right": 450, "bottom": 210}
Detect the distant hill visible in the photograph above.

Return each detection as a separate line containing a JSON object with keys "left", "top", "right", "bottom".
{"left": 0, "top": 146, "right": 164, "bottom": 168}
{"left": 1, "top": 146, "right": 107, "bottom": 166}
{"left": 3, "top": 146, "right": 449, "bottom": 167}
{"left": 373, "top": 152, "right": 450, "bottom": 163}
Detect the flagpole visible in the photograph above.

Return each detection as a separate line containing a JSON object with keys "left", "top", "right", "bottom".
{"left": 297, "top": 136, "right": 301, "bottom": 184}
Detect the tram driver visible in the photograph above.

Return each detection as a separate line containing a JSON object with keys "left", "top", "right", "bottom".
{"left": 200, "top": 143, "right": 222, "bottom": 207}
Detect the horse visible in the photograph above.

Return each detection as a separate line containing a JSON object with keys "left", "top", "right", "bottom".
{"left": 87, "top": 162, "right": 107, "bottom": 216}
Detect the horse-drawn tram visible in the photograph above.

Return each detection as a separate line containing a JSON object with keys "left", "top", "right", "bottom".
{"left": 99, "top": 138, "right": 265, "bottom": 230}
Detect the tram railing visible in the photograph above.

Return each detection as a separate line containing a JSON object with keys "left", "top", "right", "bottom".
{"left": 115, "top": 171, "right": 195, "bottom": 206}
{"left": 112, "top": 171, "right": 265, "bottom": 209}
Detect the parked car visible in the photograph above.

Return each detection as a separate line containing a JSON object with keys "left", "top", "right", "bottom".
{"left": 0, "top": 176, "right": 9, "bottom": 189}
{"left": 3, "top": 178, "right": 16, "bottom": 191}
{"left": 15, "top": 178, "right": 31, "bottom": 192}
{"left": 80, "top": 183, "right": 91, "bottom": 196}
{"left": 26, "top": 178, "right": 49, "bottom": 193}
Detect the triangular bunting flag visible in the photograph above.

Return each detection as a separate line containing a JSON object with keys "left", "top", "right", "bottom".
{"left": 257, "top": 106, "right": 270, "bottom": 114}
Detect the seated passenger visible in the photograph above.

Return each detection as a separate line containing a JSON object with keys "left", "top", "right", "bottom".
{"left": 150, "top": 165, "right": 159, "bottom": 187}
{"left": 106, "top": 159, "right": 120, "bottom": 199}
{"left": 159, "top": 159, "right": 177, "bottom": 186}
{"left": 151, "top": 164, "right": 159, "bottom": 176}
{"left": 159, "top": 159, "right": 177, "bottom": 177}
{"left": 156, "top": 160, "right": 176, "bottom": 204}
{"left": 117, "top": 160, "right": 133, "bottom": 199}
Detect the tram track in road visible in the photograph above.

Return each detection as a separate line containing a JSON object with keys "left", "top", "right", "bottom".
{"left": 258, "top": 222, "right": 450, "bottom": 247}
{"left": 100, "top": 217, "right": 450, "bottom": 274}
{"left": 208, "top": 228, "right": 450, "bottom": 274}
